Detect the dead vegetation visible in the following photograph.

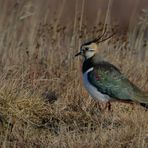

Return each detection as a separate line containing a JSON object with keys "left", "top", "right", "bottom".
{"left": 0, "top": 0, "right": 148, "bottom": 148}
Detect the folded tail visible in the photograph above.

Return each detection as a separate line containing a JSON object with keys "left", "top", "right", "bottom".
{"left": 134, "top": 91, "right": 148, "bottom": 109}
{"left": 140, "top": 103, "right": 148, "bottom": 109}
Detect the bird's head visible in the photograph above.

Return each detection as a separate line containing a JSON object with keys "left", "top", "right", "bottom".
{"left": 75, "top": 43, "right": 98, "bottom": 59}
{"left": 75, "top": 31, "right": 116, "bottom": 60}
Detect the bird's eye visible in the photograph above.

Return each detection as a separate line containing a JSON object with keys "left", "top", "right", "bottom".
{"left": 85, "top": 47, "right": 89, "bottom": 51}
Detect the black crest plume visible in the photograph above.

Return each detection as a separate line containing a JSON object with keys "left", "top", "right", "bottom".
{"left": 82, "top": 27, "right": 116, "bottom": 46}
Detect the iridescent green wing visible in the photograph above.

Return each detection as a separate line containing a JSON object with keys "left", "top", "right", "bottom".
{"left": 88, "top": 61, "right": 135, "bottom": 101}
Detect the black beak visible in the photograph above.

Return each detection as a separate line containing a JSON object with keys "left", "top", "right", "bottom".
{"left": 75, "top": 51, "right": 81, "bottom": 57}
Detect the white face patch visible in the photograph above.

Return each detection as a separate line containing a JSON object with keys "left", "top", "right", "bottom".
{"left": 80, "top": 43, "right": 99, "bottom": 59}
{"left": 85, "top": 49, "right": 95, "bottom": 59}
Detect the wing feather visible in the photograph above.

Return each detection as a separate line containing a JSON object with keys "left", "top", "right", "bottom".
{"left": 87, "top": 61, "right": 135, "bottom": 101}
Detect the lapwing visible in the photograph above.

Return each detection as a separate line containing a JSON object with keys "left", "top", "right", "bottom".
{"left": 75, "top": 33, "right": 148, "bottom": 110}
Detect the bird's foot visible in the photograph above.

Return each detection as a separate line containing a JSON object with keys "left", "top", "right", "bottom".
{"left": 97, "top": 102, "right": 112, "bottom": 112}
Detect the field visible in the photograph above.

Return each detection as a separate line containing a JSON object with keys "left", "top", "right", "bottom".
{"left": 0, "top": 0, "right": 148, "bottom": 148}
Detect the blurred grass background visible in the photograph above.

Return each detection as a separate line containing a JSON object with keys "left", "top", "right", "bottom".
{"left": 0, "top": 0, "right": 148, "bottom": 147}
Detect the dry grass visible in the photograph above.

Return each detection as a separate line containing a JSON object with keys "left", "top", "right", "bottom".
{"left": 0, "top": 1, "right": 148, "bottom": 148}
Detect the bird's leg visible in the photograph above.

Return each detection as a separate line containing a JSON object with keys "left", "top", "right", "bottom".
{"left": 97, "top": 101, "right": 112, "bottom": 112}
{"left": 107, "top": 102, "right": 112, "bottom": 111}
{"left": 104, "top": 102, "right": 112, "bottom": 111}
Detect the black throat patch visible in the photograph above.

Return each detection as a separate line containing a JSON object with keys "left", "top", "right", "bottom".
{"left": 82, "top": 57, "right": 94, "bottom": 73}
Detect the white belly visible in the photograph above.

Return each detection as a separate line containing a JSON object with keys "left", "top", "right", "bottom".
{"left": 83, "top": 68, "right": 111, "bottom": 102}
